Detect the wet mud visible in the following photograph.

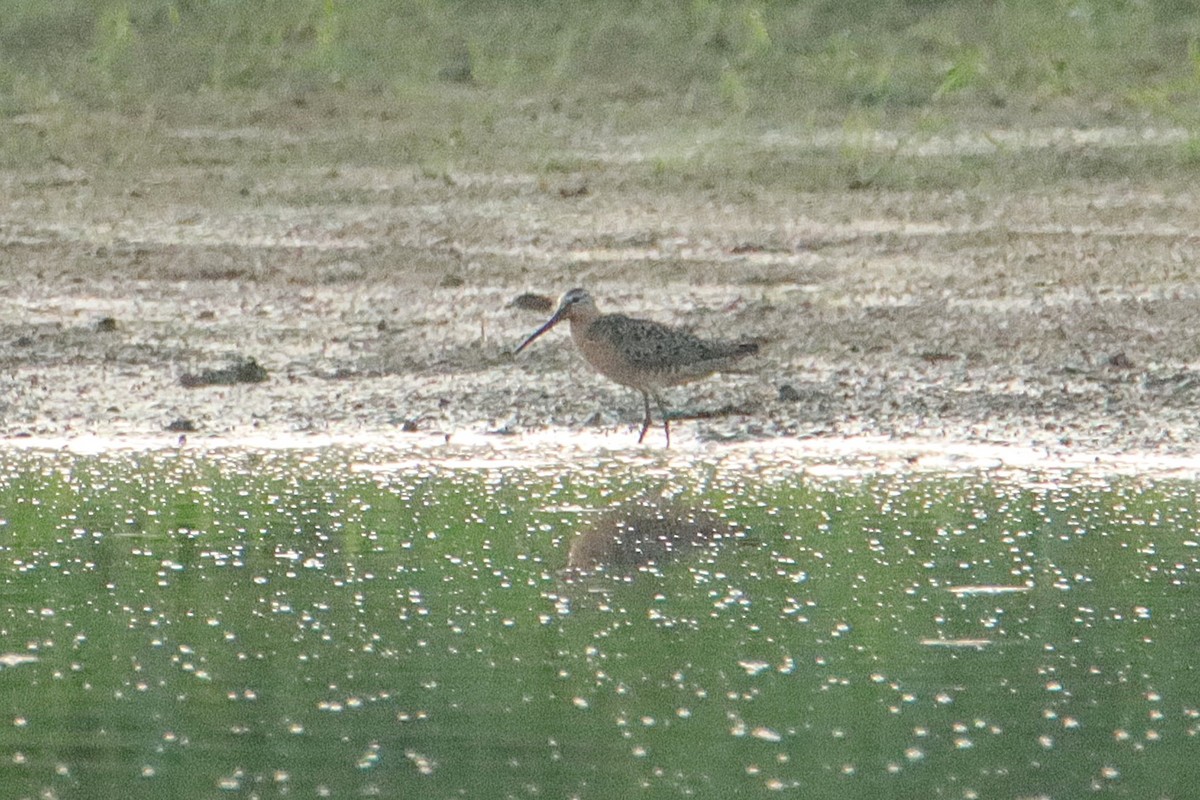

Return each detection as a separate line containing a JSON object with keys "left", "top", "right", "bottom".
{"left": 4, "top": 124, "right": 1200, "bottom": 457}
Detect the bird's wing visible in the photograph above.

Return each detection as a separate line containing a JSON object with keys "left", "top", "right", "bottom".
{"left": 589, "top": 315, "right": 736, "bottom": 370}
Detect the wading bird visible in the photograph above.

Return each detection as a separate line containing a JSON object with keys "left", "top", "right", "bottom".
{"left": 515, "top": 288, "right": 759, "bottom": 446}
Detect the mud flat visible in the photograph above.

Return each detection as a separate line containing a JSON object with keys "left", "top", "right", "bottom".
{"left": 4, "top": 121, "right": 1200, "bottom": 461}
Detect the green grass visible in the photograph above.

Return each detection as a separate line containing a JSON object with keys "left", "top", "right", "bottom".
{"left": 3, "top": 1, "right": 1200, "bottom": 120}
{"left": 3, "top": 1, "right": 1200, "bottom": 190}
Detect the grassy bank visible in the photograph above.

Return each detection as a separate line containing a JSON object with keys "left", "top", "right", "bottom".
{"left": 4, "top": 1, "right": 1200, "bottom": 121}
{"left": 3, "top": 1, "right": 1200, "bottom": 189}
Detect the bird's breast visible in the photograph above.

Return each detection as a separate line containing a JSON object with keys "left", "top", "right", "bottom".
{"left": 571, "top": 322, "right": 652, "bottom": 388}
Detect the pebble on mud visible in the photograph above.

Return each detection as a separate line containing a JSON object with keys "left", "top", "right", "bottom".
{"left": 1107, "top": 352, "right": 1136, "bottom": 369}
{"left": 509, "top": 293, "right": 555, "bottom": 313}
{"left": 777, "top": 384, "right": 802, "bottom": 402}
{"left": 556, "top": 178, "right": 589, "bottom": 198}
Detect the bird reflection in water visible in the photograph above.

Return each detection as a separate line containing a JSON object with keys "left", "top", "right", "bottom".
{"left": 562, "top": 497, "right": 747, "bottom": 580}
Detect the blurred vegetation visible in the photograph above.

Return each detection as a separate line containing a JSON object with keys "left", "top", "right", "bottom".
{"left": 2, "top": 0, "right": 1199, "bottom": 120}
{"left": 3, "top": 1, "right": 1200, "bottom": 186}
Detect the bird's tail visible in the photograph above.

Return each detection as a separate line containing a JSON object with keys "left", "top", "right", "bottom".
{"left": 712, "top": 337, "right": 765, "bottom": 373}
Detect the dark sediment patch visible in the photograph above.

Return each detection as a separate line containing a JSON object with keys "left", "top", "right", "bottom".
{"left": 180, "top": 357, "right": 268, "bottom": 388}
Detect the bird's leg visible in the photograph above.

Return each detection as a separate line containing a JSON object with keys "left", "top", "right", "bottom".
{"left": 652, "top": 392, "right": 671, "bottom": 448}
{"left": 638, "top": 391, "right": 653, "bottom": 444}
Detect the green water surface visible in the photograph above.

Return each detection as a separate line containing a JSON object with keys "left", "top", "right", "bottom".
{"left": 0, "top": 448, "right": 1196, "bottom": 799}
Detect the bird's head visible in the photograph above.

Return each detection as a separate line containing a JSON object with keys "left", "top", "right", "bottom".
{"left": 514, "top": 288, "right": 596, "bottom": 353}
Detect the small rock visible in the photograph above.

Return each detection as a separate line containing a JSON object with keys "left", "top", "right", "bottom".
{"left": 730, "top": 242, "right": 764, "bottom": 254}
{"left": 1107, "top": 352, "right": 1136, "bottom": 369}
{"left": 778, "top": 384, "right": 802, "bottom": 403}
{"left": 318, "top": 260, "right": 365, "bottom": 284}
{"left": 557, "top": 178, "right": 589, "bottom": 198}
{"left": 166, "top": 418, "right": 198, "bottom": 432}
{"left": 510, "top": 293, "right": 555, "bottom": 313}
{"left": 95, "top": 317, "right": 119, "bottom": 333}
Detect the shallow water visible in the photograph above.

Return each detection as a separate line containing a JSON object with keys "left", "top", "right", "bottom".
{"left": 1, "top": 446, "right": 1197, "bottom": 798}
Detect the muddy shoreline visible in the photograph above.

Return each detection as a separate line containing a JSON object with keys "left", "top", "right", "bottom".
{"left": 4, "top": 125, "right": 1200, "bottom": 460}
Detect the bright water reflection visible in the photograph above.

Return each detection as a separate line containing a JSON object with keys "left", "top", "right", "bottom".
{"left": 0, "top": 448, "right": 1197, "bottom": 798}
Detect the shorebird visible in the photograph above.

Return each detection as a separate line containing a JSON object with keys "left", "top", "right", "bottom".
{"left": 514, "top": 288, "right": 759, "bottom": 445}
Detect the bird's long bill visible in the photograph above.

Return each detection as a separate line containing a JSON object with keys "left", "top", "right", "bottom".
{"left": 515, "top": 308, "right": 566, "bottom": 354}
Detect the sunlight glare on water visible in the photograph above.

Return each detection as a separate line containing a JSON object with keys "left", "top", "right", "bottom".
{"left": 0, "top": 447, "right": 1197, "bottom": 798}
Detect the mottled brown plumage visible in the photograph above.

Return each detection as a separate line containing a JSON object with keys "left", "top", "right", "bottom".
{"left": 515, "top": 288, "right": 759, "bottom": 445}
